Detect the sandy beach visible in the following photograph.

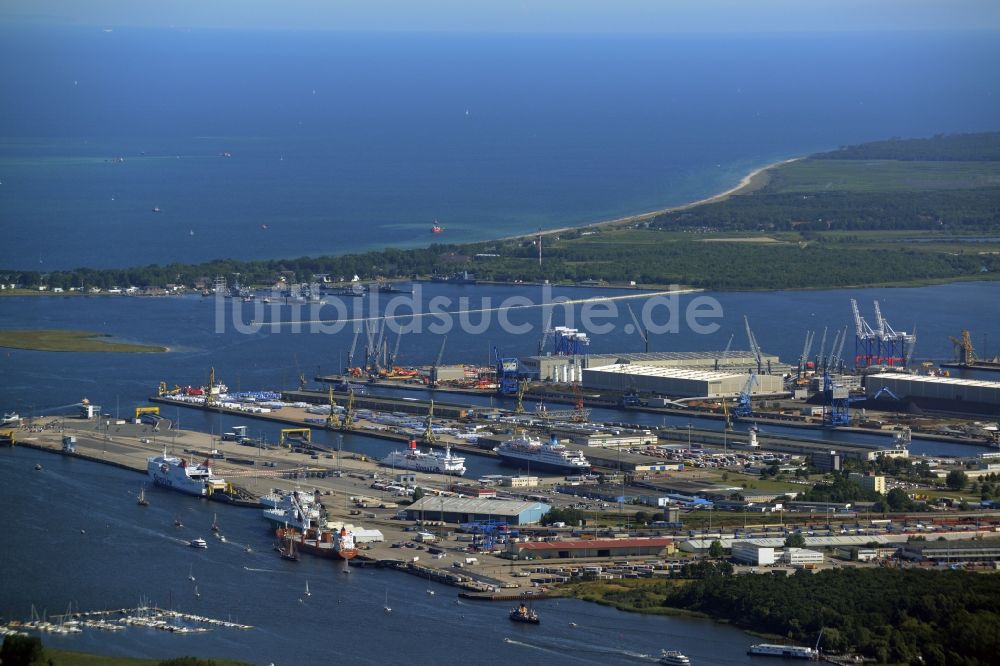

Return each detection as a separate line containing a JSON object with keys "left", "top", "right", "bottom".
{"left": 506, "top": 157, "right": 803, "bottom": 241}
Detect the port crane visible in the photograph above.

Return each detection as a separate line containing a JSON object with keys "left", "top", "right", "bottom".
{"left": 743, "top": 316, "right": 768, "bottom": 374}
{"left": 717, "top": 333, "right": 734, "bottom": 371}
{"left": 206, "top": 367, "right": 218, "bottom": 407}
{"left": 537, "top": 311, "right": 554, "bottom": 355}
{"left": 851, "top": 299, "right": 914, "bottom": 368}
{"left": 950, "top": 329, "right": 977, "bottom": 365}
{"left": 345, "top": 326, "right": 362, "bottom": 374}
{"left": 325, "top": 386, "right": 340, "bottom": 429}
{"left": 797, "top": 330, "right": 814, "bottom": 379}
{"left": 514, "top": 380, "right": 528, "bottom": 415}
{"left": 341, "top": 390, "right": 355, "bottom": 430}
{"left": 626, "top": 304, "right": 649, "bottom": 353}
{"left": 732, "top": 373, "right": 758, "bottom": 418}
{"left": 814, "top": 327, "right": 828, "bottom": 373}
{"left": 821, "top": 371, "right": 854, "bottom": 427}
{"left": 423, "top": 401, "right": 436, "bottom": 444}
{"left": 494, "top": 346, "right": 520, "bottom": 395}
{"left": 428, "top": 335, "right": 448, "bottom": 388}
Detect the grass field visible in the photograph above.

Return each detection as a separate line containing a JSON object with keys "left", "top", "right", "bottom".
{"left": 764, "top": 158, "right": 1000, "bottom": 193}
{"left": 0, "top": 329, "right": 166, "bottom": 353}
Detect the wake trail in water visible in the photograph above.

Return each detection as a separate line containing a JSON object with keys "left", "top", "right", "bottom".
{"left": 503, "top": 635, "right": 653, "bottom": 662}
{"left": 242, "top": 566, "right": 288, "bottom": 574}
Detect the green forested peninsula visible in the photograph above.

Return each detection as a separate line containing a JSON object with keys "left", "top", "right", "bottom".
{"left": 563, "top": 567, "right": 1000, "bottom": 666}
{"left": 6, "top": 132, "right": 1000, "bottom": 292}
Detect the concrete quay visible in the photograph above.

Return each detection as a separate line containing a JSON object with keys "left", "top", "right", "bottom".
{"left": 11, "top": 417, "right": 550, "bottom": 595}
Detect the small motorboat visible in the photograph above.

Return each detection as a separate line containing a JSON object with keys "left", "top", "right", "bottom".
{"left": 658, "top": 650, "right": 691, "bottom": 665}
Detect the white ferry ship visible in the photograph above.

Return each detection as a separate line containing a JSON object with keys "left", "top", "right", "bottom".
{"left": 381, "top": 440, "right": 466, "bottom": 476}
{"left": 747, "top": 643, "right": 819, "bottom": 660}
{"left": 146, "top": 450, "right": 226, "bottom": 497}
{"left": 493, "top": 434, "right": 590, "bottom": 474}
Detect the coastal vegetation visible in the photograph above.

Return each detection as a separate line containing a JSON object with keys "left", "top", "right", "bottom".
{"left": 0, "top": 636, "right": 251, "bottom": 666}
{"left": 0, "top": 329, "right": 166, "bottom": 353}
{"left": 3, "top": 132, "right": 999, "bottom": 292}
{"left": 560, "top": 567, "right": 1000, "bottom": 665}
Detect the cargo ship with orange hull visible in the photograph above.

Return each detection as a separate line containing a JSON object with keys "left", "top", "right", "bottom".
{"left": 276, "top": 526, "right": 358, "bottom": 561}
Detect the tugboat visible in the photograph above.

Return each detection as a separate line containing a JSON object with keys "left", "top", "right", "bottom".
{"left": 509, "top": 601, "right": 539, "bottom": 625}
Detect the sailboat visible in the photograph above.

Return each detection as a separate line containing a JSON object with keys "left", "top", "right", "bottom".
{"left": 305, "top": 581, "right": 311, "bottom": 597}
{"left": 194, "top": 585, "right": 201, "bottom": 598}
{"left": 279, "top": 534, "right": 299, "bottom": 562}
{"left": 137, "top": 486, "right": 149, "bottom": 506}
{"left": 188, "top": 565, "right": 196, "bottom": 582}
{"left": 211, "top": 513, "right": 220, "bottom": 533}
{"left": 383, "top": 590, "right": 391, "bottom": 614}
{"left": 174, "top": 515, "right": 183, "bottom": 528}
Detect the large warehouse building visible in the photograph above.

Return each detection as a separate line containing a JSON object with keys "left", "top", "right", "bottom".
{"left": 519, "top": 350, "right": 787, "bottom": 382}
{"left": 582, "top": 364, "right": 786, "bottom": 398}
{"left": 866, "top": 373, "right": 1000, "bottom": 409}
{"left": 401, "top": 497, "right": 550, "bottom": 525}
{"left": 507, "top": 537, "right": 674, "bottom": 560}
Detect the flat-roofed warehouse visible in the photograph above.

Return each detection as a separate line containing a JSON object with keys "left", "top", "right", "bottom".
{"left": 899, "top": 538, "right": 1000, "bottom": 563}
{"left": 519, "top": 350, "right": 787, "bottom": 381}
{"left": 401, "top": 496, "right": 550, "bottom": 525}
{"left": 507, "top": 537, "right": 674, "bottom": 560}
{"left": 866, "top": 373, "right": 1000, "bottom": 408}
{"left": 582, "top": 364, "right": 786, "bottom": 398}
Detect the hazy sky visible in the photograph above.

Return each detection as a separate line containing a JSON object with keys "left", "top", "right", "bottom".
{"left": 3, "top": 0, "right": 999, "bottom": 32}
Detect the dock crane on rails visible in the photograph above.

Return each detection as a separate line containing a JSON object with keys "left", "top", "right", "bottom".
{"left": 950, "top": 329, "right": 977, "bottom": 366}
{"left": 294, "top": 353, "right": 307, "bottom": 391}
{"left": 626, "top": 303, "right": 649, "bottom": 353}
{"left": 815, "top": 327, "right": 828, "bottom": 374}
{"left": 851, "top": 298, "right": 877, "bottom": 368}
{"left": 732, "top": 373, "right": 758, "bottom": 418}
{"left": 827, "top": 325, "right": 848, "bottom": 373}
{"left": 206, "top": 367, "right": 218, "bottom": 407}
{"left": 494, "top": 346, "right": 520, "bottom": 395}
{"left": 428, "top": 335, "right": 448, "bottom": 388}
{"left": 571, "top": 383, "right": 589, "bottom": 422}
{"left": 515, "top": 380, "right": 529, "bottom": 415}
{"left": 743, "top": 316, "right": 768, "bottom": 374}
{"left": 824, "top": 328, "right": 842, "bottom": 374}
{"left": 537, "top": 311, "right": 554, "bottom": 355}
{"left": 386, "top": 334, "right": 402, "bottom": 371}
{"left": 325, "top": 386, "right": 340, "bottom": 429}
{"left": 345, "top": 326, "right": 362, "bottom": 375}
{"left": 822, "top": 371, "right": 852, "bottom": 427}
{"left": 797, "top": 330, "right": 815, "bottom": 380}
{"left": 341, "top": 390, "right": 355, "bottom": 430}
{"left": 718, "top": 333, "right": 734, "bottom": 370}
{"left": 423, "top": 401, "right": 436, "bottom": 444}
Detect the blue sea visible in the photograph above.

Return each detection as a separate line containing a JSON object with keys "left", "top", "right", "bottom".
{"left": 1, "top": 28, "right": 998, "bottom": 270}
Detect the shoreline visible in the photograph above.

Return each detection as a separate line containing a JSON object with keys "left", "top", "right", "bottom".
{"left": 504, "top": 156, "right": 802, "bottom": 242}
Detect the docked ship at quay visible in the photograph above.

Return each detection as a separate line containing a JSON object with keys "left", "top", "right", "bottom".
{"left": 261, "top": 490, "right": 323, "bottom": 532}
{"left": 493, "top": 434, "right": 591, "bottom": 474}
{"left": 381, "top": 440, "right": 466, "bottom": 476}
{"left": 276, "top": 525, "right": 359, "bottom": 561}
{"left": 146, "top": 450, "right": 226, "bottom": 497}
